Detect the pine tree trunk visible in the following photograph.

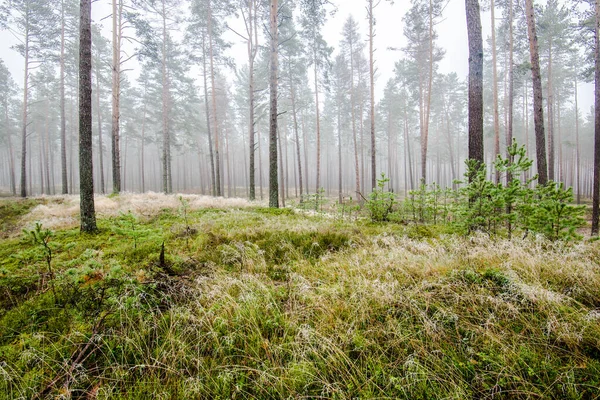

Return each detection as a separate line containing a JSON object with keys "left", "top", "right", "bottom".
{"left": 95, "top": 67, "right": 105, "bottom": 194}
{"left": 368, "top": 0, "right": 376, "bottom": 191}
{"left": 466, "top": 0, "right": 484, "bottom": 166}
{"left": 201, "top": 37, "right": 216, "bottom": 196}
{"left": 20, "top": 9, "right": 30, "bottom": 198}
{"left": 547, "top": 42, "right": 555, "bottom": 181}
{"left": 290, "top": 71, "right": 303, "bottom": 199}
{"left": 592, "top": 0, "right": 600, "bottom": 235}
{"left": 111, "top": 0, "right": 121, "bottom": 193}
{"left": 268, "top": 0, "right": 279, "bottom": 208}
{"left": 60, "top": 0, "right": 68, "bottom": 194}
{"left": 491, "top": 0, "right": 500, "bottom": 179}
{"left": 4, "top": 101, "right": 16, "bottom": 195}
{"left": 575, "top": 75, "right": 581, "bottom": 204}
{"left": 248, "top": 0, "right": 257, "bottom": 201}
{"left": 208, "top": 0, "right": 221, "bottom": 197}
{"left": 79, "top": 0, "right": 97, "bottom": 233}
{"left": 525, "top": 0, "right": 548, "bottom": 185}
{"left": 421, "top": 0, "right": 435, "bottom": 183}
{"left": 507, "top": 0, "right": 514, "bottom": 164}
{"left": 314, "top": 58, "right": 322, "bottom": 194}
{"left": 161, "top": 0, "right": 172, "bottom": 194}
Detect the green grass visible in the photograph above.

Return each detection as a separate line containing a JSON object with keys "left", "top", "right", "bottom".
{"left": 1, "top": 201, "right": 599, "bottom": 399}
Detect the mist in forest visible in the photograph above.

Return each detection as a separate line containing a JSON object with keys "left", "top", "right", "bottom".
{"left": 0, "top": 0, "right": 597, "bottom": 202}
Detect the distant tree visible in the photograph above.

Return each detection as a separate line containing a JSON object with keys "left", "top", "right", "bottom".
{"left": 524, "top": 0, "right": 548, "bottom": 185}
{"left": 79, "top": 0, "right": 97, "bottom": 233}
{"left": 268, "top": 0, "right": 278, "bottom": 208}
{"left": 593, "top": 0, "right": 600, "bottom": 235}
{"left": 465, "top": 0, "right": 484, "bottom": 167}
{"left": 1, "top": 0, "right": 57, "bottom": 197}
{"left": 341, "top": 16, "right": 363, "bottom": 200}
{"left": 0, "top": 61, "right": 18, "bottom": 195}
{"left": 300, "top": 0, "right": 333, "bottom": 194}
{"left": 403, "top": 0, "right": 445, "bottom": 183}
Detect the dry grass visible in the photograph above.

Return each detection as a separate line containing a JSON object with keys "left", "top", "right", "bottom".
{"left": 21, "top": 192, "right": 255, "bottom": 229}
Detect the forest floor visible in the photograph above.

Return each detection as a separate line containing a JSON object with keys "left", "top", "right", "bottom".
{"left": 0, "top": 194, "right": 599, "bottom": 399}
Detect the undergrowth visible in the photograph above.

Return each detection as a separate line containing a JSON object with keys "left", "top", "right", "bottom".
{"left": 0, "top": 198, "right": 599, "bottom": 399}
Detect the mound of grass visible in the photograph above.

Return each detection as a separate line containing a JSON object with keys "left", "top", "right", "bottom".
{"left": 0, "top": 200, "right": 599, "bottom": 399}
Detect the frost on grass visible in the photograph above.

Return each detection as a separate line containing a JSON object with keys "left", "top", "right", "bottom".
{"left": 22, "top": 192, "right": 253, "bottom": 229}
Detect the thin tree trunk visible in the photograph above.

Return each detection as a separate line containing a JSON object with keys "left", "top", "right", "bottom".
{"left": 20, "top": 9, "right": 30, "bottom": 198}
{"left": 525, "top": 0, "right": 548, "bottom": 185}
{"left": 201, "top": 38, "right": 216, "bottom": 196}
{"left": 161, "top": 0, "right": 171, "bottom": 194}
{"left": 547, "top": 41, "right": 555, "bottom": 181}
{"left": 111, "top": 0, "right": 121, "bottom": 193}
{"left": 421, "top": 0, "right": 435, "bottom": 182}
{"left": 95, "top": 67, "right": 105, "bottom": 194}
{"left": 208, "top": 0, "right": 221, "bottom": 196}
{"left": 368, "top": 0, "right": 376, "bottom": 190}
{"left": 575, "top": 75, "right": 581, "bottom": 204}
{"left": 592, "top": 0, "right": 600, "bottom": 235}
{"left": 268, "top": 0, "right": 279, "bottom": 207}
{"left": 507, "top": 0, "right": 514, "bottom": 166}
{"left": 79, "top": 0, "right": 97, "bottom": 232}
{"left": 314, "top": 57, "right": 322, "bottom": 194}
{"left": 491, "top": 0, "right": 500, "bottom": 180}
{"left": 248, "top": 0, "right": 257, "bottom": 200}
{"left": 290, "top": 68, "right": 303, "bottom": 199}
{"left": 60, "top": 0, "right": 68, "bottom": 194}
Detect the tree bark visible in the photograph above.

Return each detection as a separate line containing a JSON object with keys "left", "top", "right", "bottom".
{"left": 525, "top": 0, "right": 548, "bottom": 185}
{"left": 79, "top": 0, "right": 97, "bottom": 233}
{"left": 60, "top": 0, "right": 68, "bottom": 194}
{"left": 268, "top": 0, "right": 279, "bottom": 208}
{"left": 248, "top": 0, "right": 257, "bottom": 201}
{"left": 208, "top": 0, "right": 221, "bottom": 196}
{"left": 491, "top": 0, "right": 500, "bottom": 181}
{"left": 289, "top": 67, "right": 303, "bottom": 198}
{"left": 547, "top": 41, "right": 555, "bottom": 181}
{"left": 592, "top": 0, "right": 600, "bottom": 235}
{"left": 20, "top": 6, "right": 30, "bottom": 198}
{"left": 421, "top": 0, "right": 435, "bottom": 183}
{"left": 111, "top": 0, "right": 121, "bottom": 193}
{"left": 466, "top": 0, "right": 484, "bottom": 166}
{"left": 368, "top": 0, "right": 376, "bottom": 190}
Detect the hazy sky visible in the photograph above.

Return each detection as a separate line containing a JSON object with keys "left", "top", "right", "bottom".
{"left": 0, "top": 0, "right": 594, "bottom": 111}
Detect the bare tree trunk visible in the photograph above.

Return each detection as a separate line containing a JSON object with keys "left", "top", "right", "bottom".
{"left": 290, "top": 69, "right": 303, "bottom": 199}
{"left": 268, "top": 0, "right": 279, "bottom": 207}
{"left": 248, "top": 0, "right": 257, "bottom": 200}
{"left": 338, "top": 95, "right": 342, "bottom": 204}
{"left": 208, "top": 0, "right": 221, "bottom": 196}
{"left": 421, "top": 0, "right": 435, "bottom": 182}
{"left": 20, "top": 9, "right": 30, "bottom": 198}
{"left": 491, "top": 0, "right": 500, "bottom": 178}
{"left": 507, "top": 0, "right": 514, "bottom": 165}
{"left": 160, "top": 0, "right": 172, "bottom": 194}
{"left": 314, "top": 57, "right": 322, "bottom": 194}
{"left": 278, "top": 127, "right": 285, "bottom": 206}
{"left": 368, "top": 0, "right": 376, "bottom": 190}
{"left": 95, "top": 67, "right": 105, "bottom": 194}
{"left": 466, "top": 0, "right": 484, "bottom": 166}
{"left": 525, "top": 0, "right": 548, "bottom": 185}
{"left": 575, "top": 75, "right": 581, "bottom": 204}
{"left": 547, "top": 41, "right": 555, "bottom": 181}
{"left": 60, "top": 0, "right": 68, "bottom": 194}
{"left": 592, "top": 0, "right": 600, "bottom": 235}
{"left": 80, "top": 0, "right": 97, "bottom": 232}
{"left": 201, "top": 38, "right": 216, "bottom": 196}
{"left": 111, "top": 0, "right": 121, "bottom": 193}
{"left": 4, "top": 101, "right": 16, "bottom": 195}
{"left": 350, "top": 36, "right": 360, "bottom": 201}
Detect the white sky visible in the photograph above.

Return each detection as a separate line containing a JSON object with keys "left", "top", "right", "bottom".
{"left": 0, "top": 0, "right": 594, "bottom": 111}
